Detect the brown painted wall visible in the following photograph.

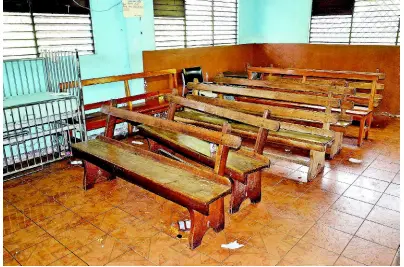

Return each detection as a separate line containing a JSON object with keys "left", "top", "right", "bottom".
{"left": 253, "top": 43, "right": 400, "bottom": 115}
{"left": 142, "top": 43, "right": 399, "bottom": 115}
{"left": 142, "top": 44, "right": 254, "bottom": 92}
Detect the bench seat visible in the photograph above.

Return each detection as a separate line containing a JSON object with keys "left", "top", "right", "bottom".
{"left": 73, "top": 138, "right": 231, "bottom": 209}
{"left": 175, "top": 110, "right": 333, "bottom": 147}
{"left": 138, "top": 125, "right": 269, "bottom": 183}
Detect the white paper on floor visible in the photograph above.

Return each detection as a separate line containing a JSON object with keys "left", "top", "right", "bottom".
{"left": 348, "top": 158, "right": 363, "bottom": 164}
{"left": 221, "top": 241, "right": 244, "bottom": 249}
{"left": 131, "top": 141, "right": 144, "bottom": 145}
{"left": 70, "top": 160, "right": 83, "bottom": 165}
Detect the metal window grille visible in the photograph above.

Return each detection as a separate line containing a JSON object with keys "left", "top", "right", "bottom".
{"left": 4, "top": 12, "right": 95, "bottom": 60}
{"left": 310, "top": 0, "right": 400, "bottom": 45}
{"left": 154, "top": 0, "right": 238, "bottom": 49}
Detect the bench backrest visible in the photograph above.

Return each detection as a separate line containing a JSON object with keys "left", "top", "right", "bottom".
{"left": 185, "top": 94, "right": 335, "bottom": 138}
{"left": 60, "top": 69, "right": 177, "bottom": 111}
{"left": 101, "top": 104, "right": 242, "bottom": 176}
{"left": 164, "top": 93, "right": 280, "bottom": 132}
{"left": 247, "top": 66, "right": 384, "bottom": 110}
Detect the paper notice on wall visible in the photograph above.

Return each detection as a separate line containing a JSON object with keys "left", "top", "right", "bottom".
{"left": 123, "top": 0, "right": 144, "bottom": 17}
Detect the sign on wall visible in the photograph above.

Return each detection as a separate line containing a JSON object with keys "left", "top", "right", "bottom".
{"left": 123, "top": 0, "right": 144, "bottom": 17}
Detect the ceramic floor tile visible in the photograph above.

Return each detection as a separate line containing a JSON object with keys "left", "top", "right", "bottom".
{"left": 318, "top": 209, "right": 364, "bottom": 235}
{"left": 222, "top": 252, "right": 279, "bottom": 266}
{"left": 362, "top": 167, "right": 396, "bottom": 182}
{"left": 90, "top": 208, "right": 136, "bottom": 233}
{"left": 356, "top": 220, "right": 400, "bottom": 249}
{"left": 334, "top": 256, "right": 365, "bottom": 266}
{"left": 377, "top": 194, "right": 400, "bottom": 211}
{"left": 343, "top": 185, "right": 382, "bottom": 204}
{"left": 342, "top": 237, "right": 396, "bottom": 266}
{"left": 3, "top": 206, "right": 33, "bottom": 236}
{"left": 392, "top": 172, "right": 400, "bottom": 185}
{"left": 282, "top": 241, "right": 339, "bottom": 266}
{"left": 369, "top": 161, "right": 400, "bottom": 173}
{"left": 49, "top": 253, "right": 88, "bottom": 266}
{"left": 331, "top": 196, "right": 374, "bottom": 218}
{"left": 14, "top": 238, "right": 70, "bottom": 266}
{"left": 3, "top": 248, "right": 20, "bottom": 266}
{"left": 37, "top": 210, "right": 86, "bottom": 237}
{"left": 3, "top": 224, "right": 50, "bottom": 255}
{"left": 352, "top": 176, "right": 390, "bottom": 192}
{"left": 300, "top": 223, "right": 353, "bottom": 254}
{"left": 311, "top": 177, "right": 350, "bottom": 195}
{"left": 109, "top": 219, "right": 160, "bottom": 258}
{"left": 75, "top": 234, "right": 130, "bottom": 266}
{"left": 248, "top": 228, "right": 299, "bottom": 263}
{"left": 71, "top": 199, "right": 115, "bottom": 220}
{"left": 54, "top": 222, "right": 105, "bottom": 252}
{"left": 367, "top": 205, "right": 400, "bottom": 230}
{"left": 323, "top": 170, "right": 359, "bottom": 184}
{"left": 105, "top": 250, "right": 154, "bottom": 266}
{"left": 22, "top": 198, "right": 68, "bottom": 223}
{"left": 385, "top": 183, "right": 400, "bottom": 197}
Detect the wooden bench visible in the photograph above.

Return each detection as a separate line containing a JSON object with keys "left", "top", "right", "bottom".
{"left": 185, "top": 82, "right": 339, "bottom": 182}
{"left": 247, "top": 66, "right": 385, "bottom": 146}
{"left": 138, "top": 92, "right": 279, "bottom": 213}
{"left": 213, "top": 75, "right": 355, "bottom": 157}
{"left": 72, "top": 105, "right": 243, "bottom": 249}
{"left": 61, "top": 69, "right": 177, "bottom": 133}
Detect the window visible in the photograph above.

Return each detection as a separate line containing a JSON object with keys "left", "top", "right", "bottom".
{"left": 4, "top": 0, "right": 95, "bottom": 60}
{"left": 309, "top": 0, "right": 400, "bottom": 45}
{"left": 153, "top": 0, "right": 238, "bottom": 50}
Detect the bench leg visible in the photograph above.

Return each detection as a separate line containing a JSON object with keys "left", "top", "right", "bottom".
{"left": 365, "top": 114, "right": 372, "bottom": 140}
{"left": 328, "top": 132, "right": 343, "bottom": 159}
{"left": 83, "top": 161, "right": 115, "bottom": 190}
{"left": 358, "top": 117, "right": 366, "bottom": 147}
{"left": 188, "top": 198, "right": 224, "bottom": 249}
{"left": 229, "top": 171, "right": 262, "bottom": 214}
{"left": 230, "top": 180, "right": 246, "bottom": 214}
{"left": 247, "top": 171, "right": 262, "bottom": 204}
{"left": 307, "top": 151, "right": 325, "bottom": 182}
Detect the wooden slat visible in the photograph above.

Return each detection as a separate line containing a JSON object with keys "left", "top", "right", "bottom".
{"left": 101, "top": 105, "right": 242, "bottom": 149}
{"left": 165, "top": 94, "right": 281, "bottom": 131}
{"left": 82, "top": 69, "right": 178, "bottom": 86}
{"left": 187, "top": 94, "right": 339, "bottom": 124}
{"left": 214, "top": 76, "right": 356, "bottom": 95}
{"left": 248, "top": 66, "right": 385, "bottom": 81}
{"left": 187, "top": 82, "right": 341, "bottom": 107}
{"left": 72, "top": 136, "right": 231, "bottom": 215}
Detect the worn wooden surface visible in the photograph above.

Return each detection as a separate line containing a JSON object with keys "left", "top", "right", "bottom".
{"left": 138, "top": 125, "right": 269, "bottom": 183}
{"left": 187, "top": 94, "right": 339, "bottom": 124}
{"left": 101, "top": 105, "right": 242, "bottom": 149}
{"left": 165, "top": 94, "right": 280, "bottom": 131}
{"left": 72, "top": 137, "right": 231, "bottom": 214}
{"left": 175, "top": 110, "right": 332, "bottom": 153}
{"left": 214, "top": 75, "right": 355, "bottom": 95}
{"left": 247, "top": 66, "right": 385, "bottom": 80}
{"left": 188, "top": 82, "right": 341, "bottom": 108}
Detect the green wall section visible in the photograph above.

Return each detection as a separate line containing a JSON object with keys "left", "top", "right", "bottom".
{"left": 79, "top": 0, "right": 155, "bottom": 104}
{"left": 238, "top": 0, "right": 312, "bottom": 44}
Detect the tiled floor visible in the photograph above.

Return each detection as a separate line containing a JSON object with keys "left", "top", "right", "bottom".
{"left": 3, "top": 119, "right": 400, "bottom": 266}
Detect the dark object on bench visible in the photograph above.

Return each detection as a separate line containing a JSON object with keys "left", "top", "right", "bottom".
{"left": 182, "top": 67, "right": 203, "bottom": 96}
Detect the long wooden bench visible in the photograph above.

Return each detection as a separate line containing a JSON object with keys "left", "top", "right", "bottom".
{"left": 138, "top": 92, "right": 280, "bottom": 213}
{"left": 247, "top": 66, "right": 385, "bottom": 146}
{"left": 61, "top": 69, "right": 177, "bottom": 133}
{"left": 184, "top": 82, "right": 339, "bottom": 182}
{"left": 213, "top": 74, "right": 355, "bottom": 157}
{"left": 72, "top": 105, "right": 243, "bottom": 249}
